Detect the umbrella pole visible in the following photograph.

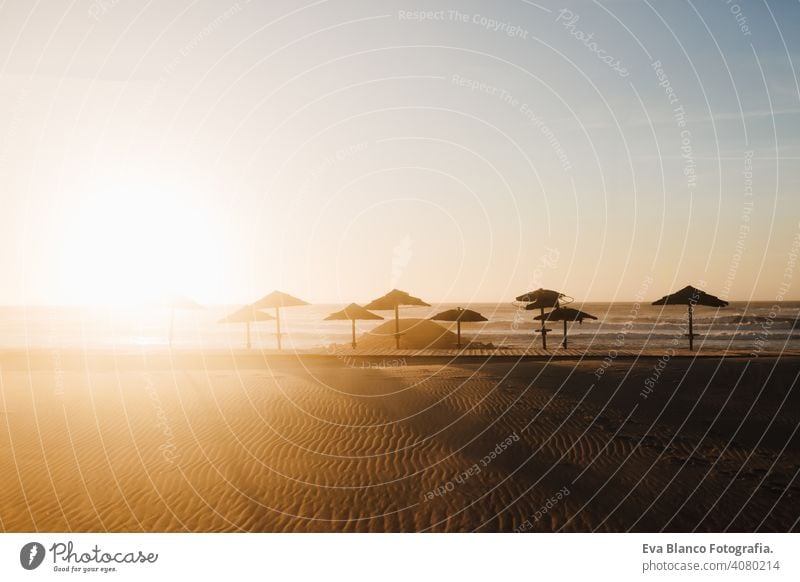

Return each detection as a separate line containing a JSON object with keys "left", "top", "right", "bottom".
{"left": 351, "top": 319, "right": 356, "bottom": 349}
{"left": 275, "top": 307, "right": 282, "bottom": 350}
{"left": 688, "top": 304, "right": 694, "bottom": 351}
{"left": 457, "top": 320, "right": 461, "bottom": 349}
{"left": 563, "top": 319, "right": 568, "bottom": 348}
{"left": 394, "top": 304, "right": 400, "bottom": 349}
{"left": 540, "top": 307, "right": 547, "bottom": 350}
{"left": 246, "top": 321, "right": 251, "bottom": 350}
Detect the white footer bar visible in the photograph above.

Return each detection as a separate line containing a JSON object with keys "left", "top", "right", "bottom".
{"left": 1, "top": 533, "right": 796, "bottom": 581}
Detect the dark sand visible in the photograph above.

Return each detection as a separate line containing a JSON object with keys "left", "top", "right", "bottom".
{"left": 0, "top": 351, "right": 797, "bottom": 532}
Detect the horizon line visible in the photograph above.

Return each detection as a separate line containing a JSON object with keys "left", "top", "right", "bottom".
{"left": 0, "top": 298, "right": 796, "bottom": 308}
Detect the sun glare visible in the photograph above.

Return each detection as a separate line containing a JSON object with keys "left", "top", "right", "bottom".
{"left": 58, "top": 180, "right": 223, "bottom": 306}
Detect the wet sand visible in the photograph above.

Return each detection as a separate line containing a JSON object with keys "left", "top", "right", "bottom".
{"left": 0, "top": 352, "right": 798, "bottom": 532}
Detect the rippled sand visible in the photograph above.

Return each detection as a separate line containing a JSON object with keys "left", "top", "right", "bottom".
{"left": 0, "top": 353, "right": 797, "bottom": 531}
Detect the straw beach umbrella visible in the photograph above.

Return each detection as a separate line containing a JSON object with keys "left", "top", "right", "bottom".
{"left": 166, "top": 295, "right": 203, "bottom": 348}
{"left": 218, "top": 306, "right": 275, "bottom": 349}
{"left": 324, "top": 303, "right": 383, "bottom": 349}
{"left": 533, "top": 307, "right": 597, "bottom": 349}
{"left": 364, "top": 289, "right": 431, "bottom": 349}
{"left": 516, "top": 288, "right": 568, "bottom": 307}
{"left": 252, "top": 290, "right": 310, "bottom": 350}
{"left": 517, "top": 288, "right": 572, "bottom": 349}
{"left": 429, "top": 307, "right": 488, "bottom": 349}
{"left": 651, "top": 285, "right": 728, "bottom": 350}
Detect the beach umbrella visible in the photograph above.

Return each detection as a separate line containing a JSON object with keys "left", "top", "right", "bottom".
{"left": 533, "top": 307, "right": 597, "bottom": 349}
{"left": 516, "top": 288, "right": 568, "bottom": 307}
{"left": 219, "top": 306, "right": 275, "bottom": 349}
{"left": 165, "top": 295, "right": 203, "bottom": 348}
{"left": 651, "top": 285, "right": 728, "bottom": 351}
{"left": 324, "top": 303, "right": 383, "bottom": 349}
{"left": 517, "top": 288, "right": 572, "bottom": 349}
{"left": 364, "top": 289, "right": 431, "bottom": 349}
{"left": 429, "top": 307, "right": 488, "bottom": 349}
{"left": 252, "top": 290, "right": 310, "bottom": 350}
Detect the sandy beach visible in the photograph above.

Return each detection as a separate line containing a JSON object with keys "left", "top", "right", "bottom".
{"left": 0, "top": 351, "right": 797, "bottom": 532}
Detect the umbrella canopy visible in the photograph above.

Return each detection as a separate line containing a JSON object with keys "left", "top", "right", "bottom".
{"left": 429, "top": 307, "right": 488, "bottom": 349}
{"left": 251, "top": 290, "right": 310, "bottom": 350}
{"left": 364, "top": 289, "right": 430, "bottom": 310}
{"left": 324, "top": 303, "right": 384, "bottom": 321}
{"left": 219, "top": 306, "right": 274, "bottom": 349}
{"left": 651, "top": 285, "right": 728, "bottom": 308}
{"left": 651, "top": 285, "right": 728, "bottom": 350}
{"left": 517, "top": 288, "right": 569, "bottom": 308}
{"left": 533, "top": 307, "right": 598, "bottom": 322}
{"left": 429, "top": 308, "right": 488, "bottom": 323}
{"left": 533, "top": 307, "right": 597, "bottom": 349}
{"left": 166, "top": 295, "right": 204, "bottom": 310}
{"left": 325, "top": 303, "right": 383, "bottom": 349}
{"left": 218, "top": 306, "right": 275, "bottom": 323}
{"left": 252, "top": 290, "right": 310, "bottom": 309}
{"left": 516, "top": 288, "right": 570, "bottom": 349}
{"left": 364, "top": 289, "right": 431, "bottom": 349}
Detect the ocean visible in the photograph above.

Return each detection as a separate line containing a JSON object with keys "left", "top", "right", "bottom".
{"left": 0, "top": 301, "right": 798, "bottom": 352}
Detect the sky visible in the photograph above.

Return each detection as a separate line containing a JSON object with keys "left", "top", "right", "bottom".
{"left": 0, "top": 0, "right": 798, "bottom": 305}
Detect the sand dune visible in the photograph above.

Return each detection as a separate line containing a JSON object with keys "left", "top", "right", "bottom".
{"left": 0, "top": 354, "right": 797, "bottom": 532}
{"left": 358, "top": 318, "right": 458, "bottom": 349}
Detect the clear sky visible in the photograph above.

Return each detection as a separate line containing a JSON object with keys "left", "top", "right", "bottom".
{"left": 0, "top": 0, "right": 798, "bottom": 305}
